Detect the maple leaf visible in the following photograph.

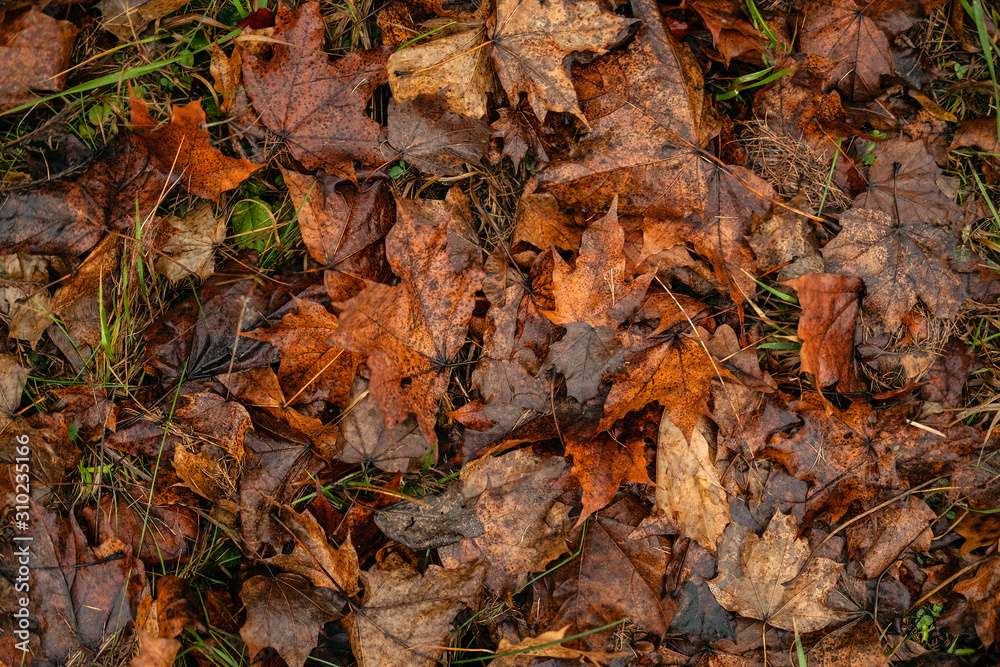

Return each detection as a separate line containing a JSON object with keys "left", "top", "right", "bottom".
{"left": 282, "top": 168, "right": 394, "bottom": 282}
{"left": 19, "top": 501, "right": 146, "bottom": 664}
{"left": 543, "top": 199, "right": 652, "bottom": 329}
{"left": 531, "top": 497, "right": 673, "bottom": 649}
{"left": 567, "top": 423, "right": 653, "bottom": 524}
{"left": 97, "top": 0, "right": 189, "bottom": 39}
{"left": 0, "top": 132, "right": 179, "bottom": 255}
{"left": 155, "top": 201, "right": 227, "bottom": 282}
{"left": 822, "top": 207, "right": 964, "bottom": 330}
{"left": 543, "top": 322, "right": 623, "bottom": 404}
{"left": 131, "top": 92, "right": 262, "bottom": 202}
{"left": 656, "top": 414, "right": 730, "bottom": 552}
{"left": 748, "top": 193, "right": 825, "bottom": 281}
{"left": 337, "top": 376, "right": 435, "bottom": 472}
{"left": 951, "top": 558, "right": 1000, "bottom": 649}
{"left": 751, "top": 394, "right": 981, "bottom": 524}
{"left": 852, "top": 139, "right": 962, "bottom": 228}
{"left": 242, "top": 2, "right": 391, "bottom": 179}
{"left": 243, "top": 297, "right": 363, "bottom": 408}
{"left": 534, "top": 0, "right": 717, "bottom": 220}
{"left": 490, "top": 627, "right": 622, "bottom": 666}
{"left": 346, "top": 554, "right": 485, "bottom": 667}
{"left": 707, "top": 511, "right": 843, "bottom": 632}
{"left": 846, "top": 497, "right": 935, "bottom": 578}
{"left": 332, "top": 189, "right": 484, "bottom": 443}
{"left": 132, "top": 629, "right": 181, "bottom": 667}
{"left": 687, "top": 0, "right": 766, "bottom": 65}
{"left": 600, "top": 332, "right": 730, "bottom": 442}
{"left": 799, "top": 0, "right": 895, "bottom": 100}
{"left": 262, "top": 505, "right": 360, "bottom": 596}
{"left": 239, "top": 573, "right": 346, "bottom": 667}
{"left": 0, "top": 7, "right": 77, "bottom": 112}
{"left": 438, "top": 450, "right": 572, "bottom": 595}
{"left": 667, "top": 164, "right": 776, "bottom": 302}
{"left": 384, "top": 96, "right": 492, "bottom": 176}
{"left": 782, "top": 272, "right": 865, "bottom": 392}
{"left": 386, "top": 0, "right": 633, "bottom": 123}
{"left": 513, "top": 193, "right": 584, "bottom": 253}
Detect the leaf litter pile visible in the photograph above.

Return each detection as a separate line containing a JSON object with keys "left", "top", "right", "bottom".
{"left": 2, "top": 0, "right": 1000, "bottom": 665}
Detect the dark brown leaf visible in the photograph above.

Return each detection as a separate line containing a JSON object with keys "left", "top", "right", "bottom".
{"left": 0, "top": 7, "right": 77, "bottom": 112}
{"left": 385, "top": 96, "right": 492, "bottom": 176}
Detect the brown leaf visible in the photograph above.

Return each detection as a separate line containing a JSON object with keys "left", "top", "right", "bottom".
{"left": 846, "top": 497, "right": 935, "bottom": 578}
{"left": 0, "top": 254, "right": 66, "bottom": 346}
{"left": 707, "top": 511, "right": 843, "bottom": 632}
{"left": 955, "top": 510, "right": 1000, "bottom": 554}
{"left": 669, "top": 165, "right": 776, "bottom": 301}
{"left": 804, "top": 619, "right": 891, "bottom": 666}
{"left": 239, "top": 573, "right": 346, "bottom": 667}
{"left": 952, "top": 558, "right": 1000, "bottom": 649}
{"left": 385, "top": 96, "right": 492, "bottom": 176}
{"left": 243, "top": 2, "right": 391, "bottom": 178}
{"left": 346, "top": 553, "right": 485, "bottom": 667}
{"left": 949, "top": 117, "right": 1000, "bottom": 155}
{"left": 439, "top": 450, "right": 572, "bottom": 595}
{"left": 687, "top": 0, "right": 766, "bottom": 65}
{"left": 0, "top": 353, "right": 27, "bottom": 418}
{"left": 0, "top": 7, "right": 77, "bottom": 112}
{"left": 748, "top": 193, "right": 825, "bottom": 281}
{"left": 531, "top": 496, "right": 673, "bottom": 649}
{"left": 244, "top": 297, "right": 363, "bottom": 408}
{"left": 0, "top": 132, "right": 179, "bottom": 256}
{"left": 783, "top": 272, "right": 865, "bottom": 392}
{"left": 534, "top": 0, "right": 716, "bottom": 219}
{"left": 656, "top": 414, "right": 730, "bottom": 552}
{"left": 130, "top": 629, "right": 180, "bottom": 667}
{"left": 332, "top": 189, "right": 484, "bottom": 443}
{"left": 799, "top": 0, "right": 895, "bottom": 100}
{"left": 155, "top": 201, "right": 226, "bottom": 282}
{"left": 543, "top": 323, "right": 623, "bottom": 405}
{"left": 0, "top": 411, "right": 80, "bottom": 507}
{"left": 543, "top": 199, "right": 652, "bottom": 329}
{"left": 262, "top": 505, "right": 360, "bottom": 596}
{"left": 853, "top": 140, "right": 962, "bottom": 229}
{"left": 23, "top": 501, "right": 146, "bottom": 664}
{"left": 600, "top": 332, "right": 729, "bottom": 442}
{"left": 387, "top": 0, "right": 633, "bottom": 123}
{"left": 282, "top": 168, "right": 394, "bottom": 282}
{"left": 513, "top": 193, "right": 583, "bottom": 252}
{"left": 489, "top": 627, "right": 623, "bottom": 666}
{"left": 337, "top": 376, "right": 434, "bottom": 472}
{"left": 131, "top": 93, "right": 261, "bottom": 202}
{"left": 822, "top": 207, "right": 964, "bottom": 330}
{"left": 97, "top": 0, "right": 188, "bottom": 39}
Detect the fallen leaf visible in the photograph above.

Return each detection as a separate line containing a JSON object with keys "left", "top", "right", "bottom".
{"left": 489, "top": 626, "right": 622, "bottom": 666}
{"left": 799, "top": 0, "right": 895, "bottom": 100}
{"left": 0, "top": 132, "right": 179, "bottom": 256}
{"left": 155, "top": 201, "right": 226, "bottom": 282}
{"left": 748, "top": 193, "right": 825, "bottom": 281}
{"left": 243, "top": 2, "right": 391, "bottom": 178}
{"left": 949, "top": 117, "right": 1000, "bottom": 155}
{"left": 262, "top": 505, "right": 360, "bottom": 596}
{"left": 98, "top": 0, "right": 188, "bottom": 39}
{"left": 438, "top": 450, "right": 572, "bottom": 595}
{"left": 534, "top": 0, "right": 717, "bottom": 220}
{"left": 0, "top": 7, "right": 77, "bottom": 112}
{"left": 707, "top": 511, "right": 843, "bottom": 632}
{"left": 386, "top": 0, "right": 633, "bottom": 123}
{"left": 0, "top": 254, "right": 66, "bottom": 346}
{"left": 282, "top": 167, "right": 394, "bottom": 282}
{"left": 543, "top": 322, "right": 624, "bottom": 405}
{"left": 332, "top": 189, "right": 484, "bottom": 443}
{"left": 0, "top": 411, "right": 80, "bottom": 507}
{"left": 513, "top": 193, "right": 583, "bottom": 252}
{"left": 346, "top": 553, "right": 485, "bottom": 667}
{"left": 804, "top": 619, "right": 891, "bottom": 667}
{"left": 131, "top": 629, "right": 180, "bottom": 667}
{"left": 951, "top": 558, "right": 1000, "bottom": 649}
{"left": 337, "top": 376, "right": 434, "bottom": 472}
{"left": 131, "top": 92, "right": 262, "bottom": 202}
{"left": 543, "top": 199, "right": 652, "bottom": 329}
{"left": 822, "top": 207, "right": 964, "bottom": 330}
{"left": 531, "top": 496, "right": 674, "bottom": 649}
{"left": 666, "top": 539, "right": 737, "bottom": 644}
{"left": 688, "top": 0, "right": 766, "bottom": 65}
{"left": 385, "top": 95, "right": 492, "bottom": 176}
{"left": 846, "top": 497, "right": 935, "bottom": 578}
{"left": 0, "top": 353, "right": 27, "bottom": 418}
{"left": 375, "top": 483, "right": 484, "bottom": 550}
{"left": 24, "top": 501, "right": 146, "bottom": 664}
{"left": 600, "top": 331, "right": 730, "bottom": 442}
{"left": 243, "top": 297, "right": 363, "bottom": 408}
{"left": 239, "top": 573, "right": 346, "bottom": 667}
{"left": 783, "top": 272, "right": 865, "bottom": 392}
{"left": 954, "top": 510, "right": 1000, "bottom": 553}
{"left": 656, "top": 414, "right": 730, "bottom": 553}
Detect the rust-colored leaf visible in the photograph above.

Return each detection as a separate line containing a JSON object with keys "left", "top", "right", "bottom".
{"left": 0, "top": 7, "right": 77, "bottom": 112}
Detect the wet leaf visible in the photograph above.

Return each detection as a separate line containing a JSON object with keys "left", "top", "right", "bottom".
{"left": 98, "top": 0, "right": 189, "bottom": 39}
{"left": 155, "top": 201, "right": 226, "bottom": 282}
{"left": 385, "top": 95, "right": 492, "bottom": 176}
{"left": 0, "top": 7, "right": 77, "bottom": 112}
{"left": 707, "top": 511, "right": 843, "bottom": 632}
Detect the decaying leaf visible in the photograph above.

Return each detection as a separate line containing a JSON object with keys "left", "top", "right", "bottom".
{"left": 707, "top": 511, "right": 843, "bottom": 632}
{"left": 346, "top": 553, "right": 484, "bottom": 667}
{"left": 489, "top": 627, "right": 622, "bottom": 666}
{"left": 332, "top": 189, "right": 484, "bottom": 443}
{"left": 0, "top": 7, "right": 77, "bottom": 112}
{"left": 822, "top": 207, "right": 964, "bottom": 330}
{"left": 243, "top": 2, "right": 391, "bottom": 178}
{"left": 239, "top": 573, "right": 346, "bottom": 667}
{"left": 387, "top": 0, "right": 633, "bottom": 123}
{"left": 656, "top": 414, "right": 730, "bottom": 552}
{"left": 155, "top": 201, "right": 226, "bottom": 282}
{"left": 98, "top": 0, "right": 189, "bottom": 39}
{"left": 385, "top": 96, "right": 492, "bottom": 176}
{"left": 262, "top": 505, "right": 360, "bottom": 596}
